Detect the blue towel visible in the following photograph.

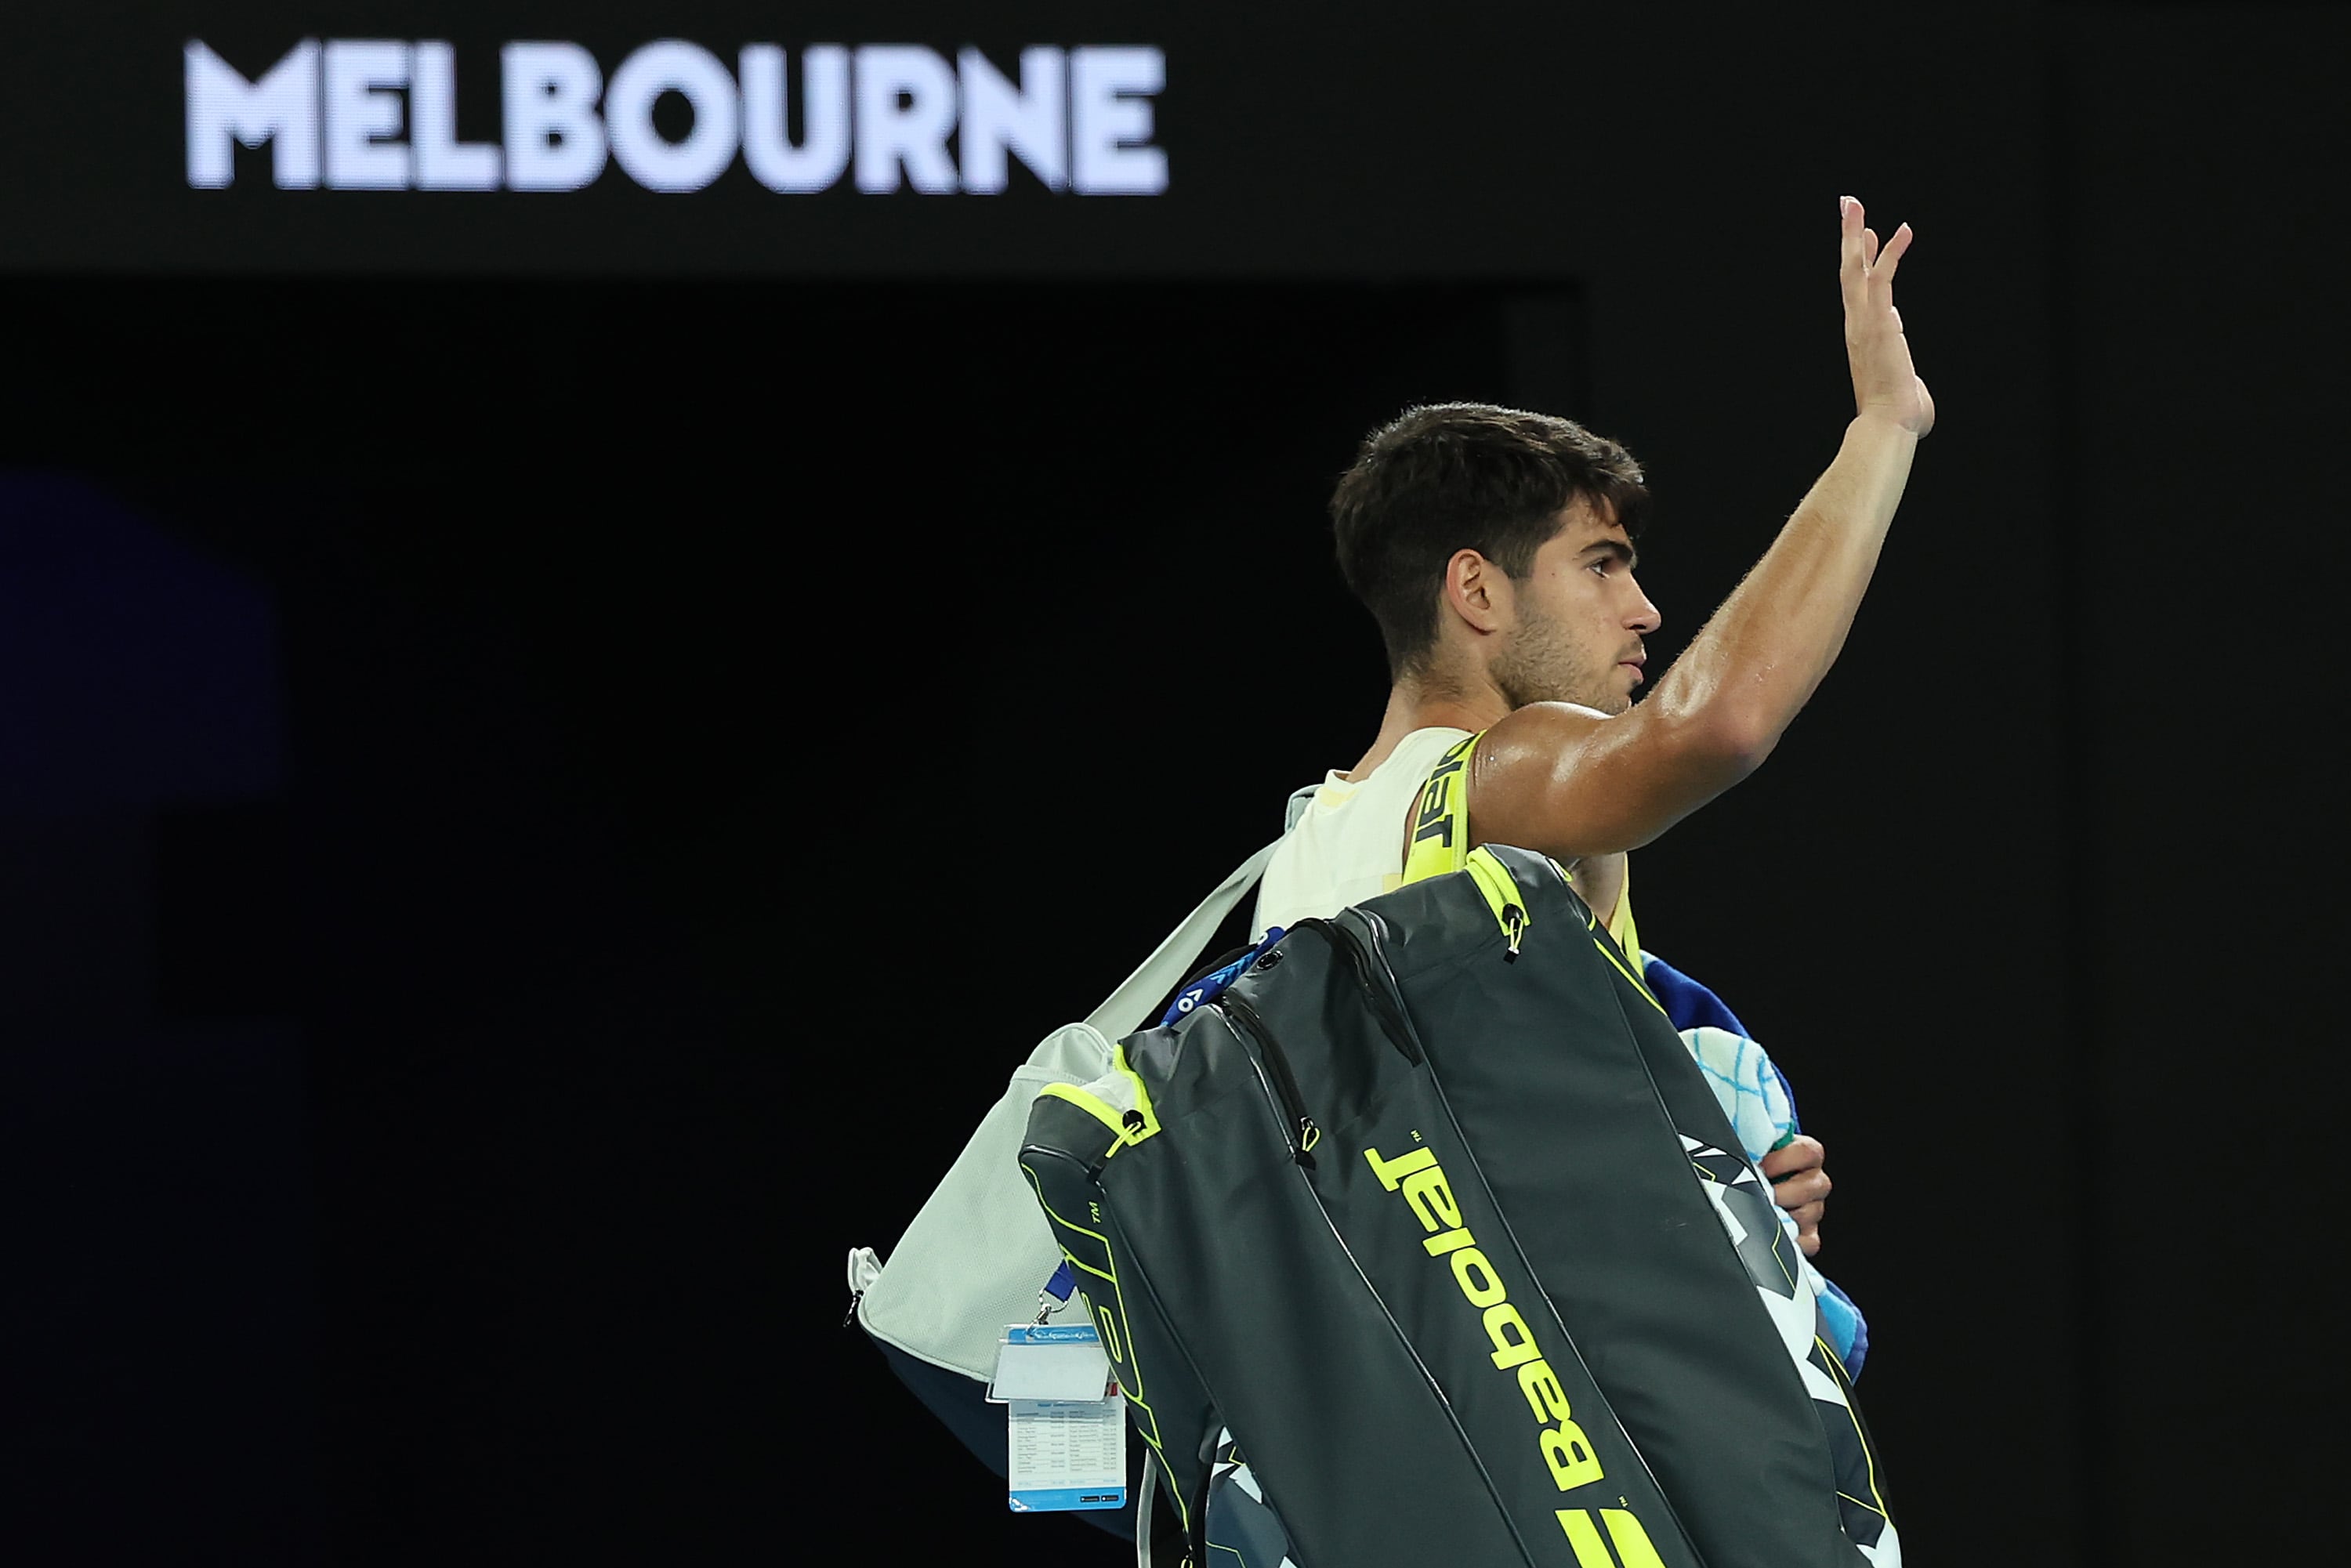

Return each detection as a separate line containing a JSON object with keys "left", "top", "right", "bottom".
{"left": 1645, "top": 953, "right": 1870, "bottom": 1378}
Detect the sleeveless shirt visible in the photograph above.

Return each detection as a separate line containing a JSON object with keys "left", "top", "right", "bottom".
{"left": 1255, "top": 725, "right": 1643, "bottom": 962}
{"left": 1255, "top": 726, "right": 1472, "bottom": 936}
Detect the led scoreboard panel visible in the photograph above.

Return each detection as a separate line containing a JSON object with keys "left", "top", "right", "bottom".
{"left": 0, "top": 2, "right": 1643, "bottom": 279}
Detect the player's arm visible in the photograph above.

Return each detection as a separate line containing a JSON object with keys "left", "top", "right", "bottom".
{"left": 1471, "top": 195, "right": 1935, "bottom": 860}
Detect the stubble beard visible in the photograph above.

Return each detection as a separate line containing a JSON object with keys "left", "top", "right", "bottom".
{"left": 1491, "top": 599, "right": 1628, "bottom": 716}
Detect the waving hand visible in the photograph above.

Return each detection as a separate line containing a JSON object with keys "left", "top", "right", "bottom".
{"left": 1841, "top": 196, "right": 1934, "bottom": 436}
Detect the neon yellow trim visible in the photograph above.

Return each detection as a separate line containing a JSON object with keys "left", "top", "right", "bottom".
{"left": 1600, "top": 1509, "right": 1669, "bottom": 1568}
{"left": 1588, "top": 925, "right": 1667, "bottom": 1016}
{"left": 1765, "top": 1222, "right": 1800, "bottom": 1295}
{"left": 1020, "top": 1161, "right": 1109, "bottom": 1247}
{"left": 1037, "top": 1065, "right": 1160, "bottom": 1157}
{"left": 1016, "top": 1163, "right": 1193, "bottom": 1536}
{"left": 1463, "top": 847, "right": 1530, "bottom": 947}
{"left": 1815, "top": 1336, "right": 1891, "bottom": 1519}
{"left": 1110, "top": 1043, "right": 1162, "bottom": 1142}
{"left": 1607, "top": 859, "right": 1642, "bottom": 967}
{"left": 1035, "top": 1083, "right": 1139, "bottom": 1160}
{"left": 1556, "top": 1509, "right": 1615, "bottom": 1567}
{"left": 1396, "top": 735, "right": 1650, "bottom": 977}
{"left": 1099, "top": 1268, "right": 1184, "bottom": 1528}
{"left": 1401, "top": 732, "right": 1481, "bottom": 886}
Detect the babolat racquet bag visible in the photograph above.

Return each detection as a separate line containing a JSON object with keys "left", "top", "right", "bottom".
{"left": 1020, "top": 844, "right": 1897, "bottom": 1568}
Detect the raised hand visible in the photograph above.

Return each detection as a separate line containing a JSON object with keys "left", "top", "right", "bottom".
{"left": 1840, "top": 196, "right": 1935, "bottom": 436}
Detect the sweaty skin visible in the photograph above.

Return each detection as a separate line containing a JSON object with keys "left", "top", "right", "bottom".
{"left": 1346, "top": 196, "right": 1933, "bottom": 1254}
{"left": 1354, "top": 194, "right": 1931, "bottom": 867}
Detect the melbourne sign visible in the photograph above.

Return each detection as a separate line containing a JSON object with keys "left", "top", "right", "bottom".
{"left": 184, "top": 39, "right": 1168, "bottom": 195}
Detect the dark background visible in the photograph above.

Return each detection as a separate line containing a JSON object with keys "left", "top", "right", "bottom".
{"left": 2, "top": 4, "right": 2343, "bottom": 1565}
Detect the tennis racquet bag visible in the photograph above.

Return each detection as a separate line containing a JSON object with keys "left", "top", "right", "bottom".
{"left": 1020, "top": 843, "right": 1897, "bottom": 1568}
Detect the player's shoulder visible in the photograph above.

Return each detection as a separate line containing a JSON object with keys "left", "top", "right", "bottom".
{"left": 1466, "top": 704, "right": 1625, "bottom": 845}
{"left": 1479, "top": 701, "right": 1615, "bottom": 765}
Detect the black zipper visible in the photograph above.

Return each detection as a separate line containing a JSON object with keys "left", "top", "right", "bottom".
{"left": 1302, "top": 916, "right": 1425, "bottom": 1066}
{"left": 1270, "top": 1099, "right": 1548, "bottom": 1567}
{"left": 1216, "top": 991, "right": 1320, "bottom": 1168}
{"left": 1214, "top": 921, "right": 1597, "bottom": 1567}
{"left": 1215, "top": 940, "right": 1553, "bottom": 1564}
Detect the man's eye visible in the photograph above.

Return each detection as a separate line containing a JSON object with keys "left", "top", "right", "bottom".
{"left": 1588, "top": 560, "right": 1613, "bottom": 578}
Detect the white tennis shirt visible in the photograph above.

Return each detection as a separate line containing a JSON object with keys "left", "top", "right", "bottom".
{"left": 1253, "top": 726, "right": 1473, "bottom": 938}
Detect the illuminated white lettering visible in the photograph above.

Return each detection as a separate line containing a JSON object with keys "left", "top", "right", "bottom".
{"left": 741, "top": 45, "right": 851, "bottom": 194}
{"left": 502, "top": 41, "right": 607, "bottom": 191}
{"left": 183, "top": 38, "right": 1167, "bottom": 197}
{"left": 412, "top": 41, "right": 501, "bottom": 190}
{"left": 958, "top": 47, "right": 1067, "bottom": 193}
{"left": 323, "top": 40, "right": 411, "bottom": 190}
{"left": 1071, "top": 47, "right": 1167, "bottom": 194}
{"left": 607, "top": 39, "right": 741, "bottom": 194}
{"left": 184, "top": 40, "right": 320, "bottom": 190}
{"left": 853, "top": 45, "right": 958, "bottom": 194}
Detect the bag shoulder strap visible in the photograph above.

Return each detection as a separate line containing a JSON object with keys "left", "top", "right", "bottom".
{"left": 1089, "top": 727, "right": 1483, "bottom": 1042}
{"left": 1400, "top": 731, "right": 1483, "bottom": 885}
{"left": 1085, "top": 838, "right": 1283, "bottom": 1038}
{"left": 1399, "top": 730, "right": 1644, "bottom": 959}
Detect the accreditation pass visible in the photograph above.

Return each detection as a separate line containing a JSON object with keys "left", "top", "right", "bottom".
{"left": 993, "top": 1323, "right": 1125, "bottom": 1513}
{"left": 1006, "top": 1397, "right": 1125, "bottom": 1512}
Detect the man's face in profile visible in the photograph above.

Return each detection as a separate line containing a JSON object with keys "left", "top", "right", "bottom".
{"left": 1488, "top": 502, "right": 1661, "bottom": 715}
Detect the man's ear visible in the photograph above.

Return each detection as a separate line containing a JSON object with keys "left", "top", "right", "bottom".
{"left": 1443, "top": 549, "right": 1509, "bottom": 636}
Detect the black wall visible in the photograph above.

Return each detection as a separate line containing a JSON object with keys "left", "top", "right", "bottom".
{"left": 2058, "top": 10, "right": 2351, "bottom": 1559}
{"left": 3, "top": 5, "right": 2345, "bottom": 1565}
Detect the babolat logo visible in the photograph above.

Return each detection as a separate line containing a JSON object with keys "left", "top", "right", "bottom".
{"left": 183, "top": 39, "right": 1167, "bottom": 195}
{"left": 1366, "top": 1142, "right": 1667, "bottom": 1566}
{"left": 1411, "top": 744, "right": 1469, "bottom": 849}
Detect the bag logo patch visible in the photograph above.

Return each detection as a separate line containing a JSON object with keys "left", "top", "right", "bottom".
{"left": 1364, "top": 1141, "right": 1670, "bottom": 1563}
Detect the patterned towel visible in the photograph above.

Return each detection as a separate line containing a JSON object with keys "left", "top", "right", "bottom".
{"left": 1644, "top": 951, "right": 1869, "bottom": 1377}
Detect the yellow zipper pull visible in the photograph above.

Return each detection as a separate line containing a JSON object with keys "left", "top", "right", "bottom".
{"left": 1464, "top": 848, "right": 1532, "bottom": 960}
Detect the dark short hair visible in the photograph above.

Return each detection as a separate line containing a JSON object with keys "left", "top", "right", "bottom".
{"left": 1330, "top": 403, "right": 1650, "bottom": 679}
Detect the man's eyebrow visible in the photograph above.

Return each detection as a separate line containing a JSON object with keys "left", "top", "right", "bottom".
{"left": 1582, "top": 538, "right": 1639, "bottom": 569}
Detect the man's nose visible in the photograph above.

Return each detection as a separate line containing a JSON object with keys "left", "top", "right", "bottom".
{"left": 1627, "top": 579, "right": 1661, "bottom": 636}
